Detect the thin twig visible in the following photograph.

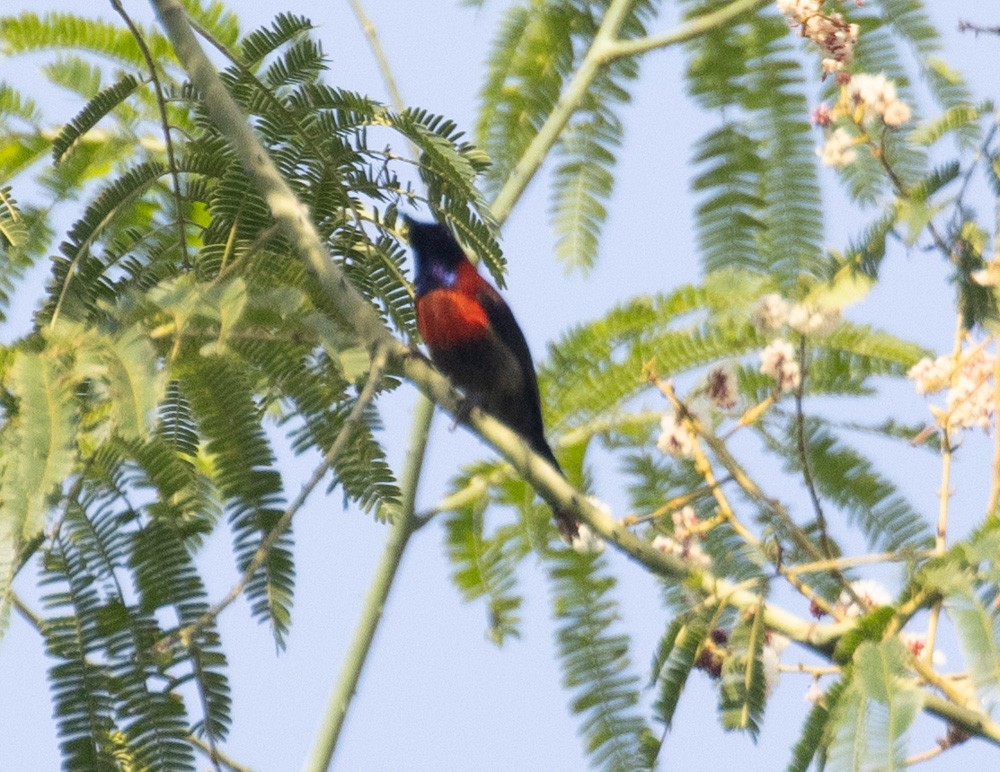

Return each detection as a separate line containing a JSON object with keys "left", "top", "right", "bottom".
{"left": 110, "top": 0, "right": 189, "bottom": 268}
{"left": 927, "top": 318, "right": 964, "bottom": 660}
{"left": 958, "top": 20, "right": 1000, "bottom": 36}
{"left": 689, "top": 437, "right": 839, "bottom": 618}
{"left": 189, "top": 735, "right": 252, "bottom": 772}
{"left": 12, "top": 592, "right": 44, "bottom": 633}
{"left": 603, "top": 0, "right": 771, "bottom": 58}
{"left": 623, "top": 478, "right": 733, "bottom": 526}
{"left": 904, "top": 745, "right": 945, "bottom": 766}
{"left": 777, "top": 662, "right": 841, "bottom": 676}
{"left": 157, "top": 348, "right": 390, "bottom": 651}
{"left": 784, "top": 551, "right": 926, "bottom": 576}
{"left": 347, "top": 0, "right": 406, "bottom": 113}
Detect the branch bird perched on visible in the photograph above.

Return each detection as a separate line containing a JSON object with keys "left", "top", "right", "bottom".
{"left": 405, "top": 215, "right": 579, "bottom": 541}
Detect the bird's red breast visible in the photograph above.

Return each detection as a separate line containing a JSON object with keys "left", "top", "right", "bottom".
{"left": 416, "top": 260, "right": 493, "bottom": 348}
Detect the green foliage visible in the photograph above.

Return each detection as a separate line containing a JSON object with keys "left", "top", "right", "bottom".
{"left": 0, "top": 350, "right": 78, "bottom": 621}
{"left": 650, "top": 601, "right": 719, "bottom": 733}
{"left": 549, "top": 547, "right": 651, "bottom": 770}
{"left": 772, "top": 419, "right": 932, "bottom": 555}
{"left": 719, "top": 600, "right": 768, "bottom": 738}
{"left": 52, "top": 74, "right": 141, "bottom": 164}
{"left": 824, "top": 639, "right": 922, "bottom": 772}
{"left": 478, "top": 0, "right": 657, "bottom": 270}
{"left": 444, "top": 471, "right": 528, "bottom": 645}
{"left": 946, "top": 585, "right": 1000, "bottom": 706}
{"left": 0, "top": 6, "right": 501, "bottom": 765}
{"left": 3, "top": 1, "right": 999, "bottom": 769}
{"left": 787, "top": 678, "right": 845, "bottom": 772}
{"left": 0, "top": 186, "right": 35, "bottom": 321}
{"left": 684, "top": 6, "right": 823, "bottom": 283}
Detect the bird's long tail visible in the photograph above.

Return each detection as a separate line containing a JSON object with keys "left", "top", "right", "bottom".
{"left": 531, "top": 437, "right": 580, "bottom": 542}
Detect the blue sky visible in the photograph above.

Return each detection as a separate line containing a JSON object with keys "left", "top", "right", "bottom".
{"left": 1, "top": 1, "right": 998, "bottom": 770}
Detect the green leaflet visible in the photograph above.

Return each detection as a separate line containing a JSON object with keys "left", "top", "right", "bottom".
{"left": 550, "top": 547, "right": 651, "bottom": 770}
{"left": 444, "top": 491, "right": 526, "bottom": 646}
{"left": 51, "top": 73, "right": 141, "bottom": 164}
{"left": 787, "top": 678, "right": 845, "bottom": 772}
{"left": 54, "top": 322, "right": 167, "bottom": 441}
{"left": 719, "top": 600, "right": 768, "bottom": 738}
{"left": 0, "top": 349, "right": 77, "bottom": 642}
{"left": 824, "top": 639, "right": 922, "bottom": 772}
{"left": 946, "top": 588, "right": 1000, "bottom": 706}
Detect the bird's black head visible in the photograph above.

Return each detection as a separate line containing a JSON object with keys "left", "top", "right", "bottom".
{"left": 404, "top": 215, "right": 467, "bottom": 271}
{"left": 404, "top": 216, "right": 469, "bottom": 296}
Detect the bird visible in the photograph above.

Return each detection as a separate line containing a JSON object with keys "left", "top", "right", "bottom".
{"left": 405, "top": 215, "right": 578, "bottom": 541}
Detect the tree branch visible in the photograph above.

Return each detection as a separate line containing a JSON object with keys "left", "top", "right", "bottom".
{"left": 303, "top": 396, "right": 431, "bottom": 771}
{"left": 603, "top": 0, "right": 771, "bottom": 59}
{"left": 147, "top": 1, "right": 1000, "bottom": 749}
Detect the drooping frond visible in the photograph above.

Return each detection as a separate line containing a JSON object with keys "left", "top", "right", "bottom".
{"left": 181, "top": 357, "right": 293, "bottom": 646}
{"left": 0, "top": 12, "right": 170, "bottom": 67}
{"left": 52, "top": 74, "right": 141, "bottom": 164}
{"left": 549, "top": 548, "right": 652, "bottom": 770}
{"left": 0, "top": 350, "right": 78, "bottom": 629}
{"left": 477, "top": 2, "right": 573, "bottom": 196}
{"left": 786, "top": 678, "right": 845, "bottom": 771}
{"left": 946, "top": 584, "right": 1000, "bottom": 707}
{"left": 718, "top": 599, "right": 768, "bottom": 738}
{"left": 42, "top": 533, "right": 122, "bottom": 771}
{"left": 479, "top": 0, "right": 657, "bottom": 270}
{"left": 650, "top": 602, "right": 720, "bottom": 733}
{"left": 771, "top": 419, "right": 932, "bottom": 554}
{"left": 444, "top": 478, "right": 527, "bottom": 645}
{"left": 684, "top": 6, "right": 823, "bottom": 283}
{"left": 824, "top": 639, "right": 922, "bottom": 772}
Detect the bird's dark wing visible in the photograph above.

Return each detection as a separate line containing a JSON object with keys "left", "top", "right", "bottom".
{"left": 475, "top": 285, "right": 551, "bottom": 456}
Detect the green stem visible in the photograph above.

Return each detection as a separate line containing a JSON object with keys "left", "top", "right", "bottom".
{"left": 488, "top": 0, "right": 771, "bottom": 224}
{"left": 604, "top": 0, "right": 771, "bottom": 59}
{"left": 489, "top": 0, "right": 634, "bottom": 224}
{"left": 304, "top": 397, "right": 433, "bottom": 771}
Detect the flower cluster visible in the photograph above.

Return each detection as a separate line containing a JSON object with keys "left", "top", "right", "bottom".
{"left": 760, "top": 339, "right": 802, "bottom": 392}
{"left": 753, "top": 294, "right": 840, "bottom": 335}
{"left": 753, "top": 293, "right": 791, "bottom": 331}
{"left": 652, "top": 506, "right": 712, "bottom": 568}
{"left": 816, "top": 72, "right": 913, "bottom": 167}
{"left": 818, "top": 126, "right": 857, "bottom": 168}
{"left": 788, "top": 303, "right": 841, "bottom": 335}
{"left": 848, "top": 73, "right": 913, "bottom": 127}
{"left": 970, "top": 255, "right": 1000, "bottom": 288}
{"left": 908, "top": 342, "right": 996, "bottom": 431}
{"left": 776, "top": 0, "right": 860, "bottom": 75}
{"left": 705, "top": 365, "right": 738, "bottom": 410}
{"left": 900, "top": 632, "right": 946, "bottom": 666}
{"left": 657, "top": 412, "right": 695, "bottom": 458}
